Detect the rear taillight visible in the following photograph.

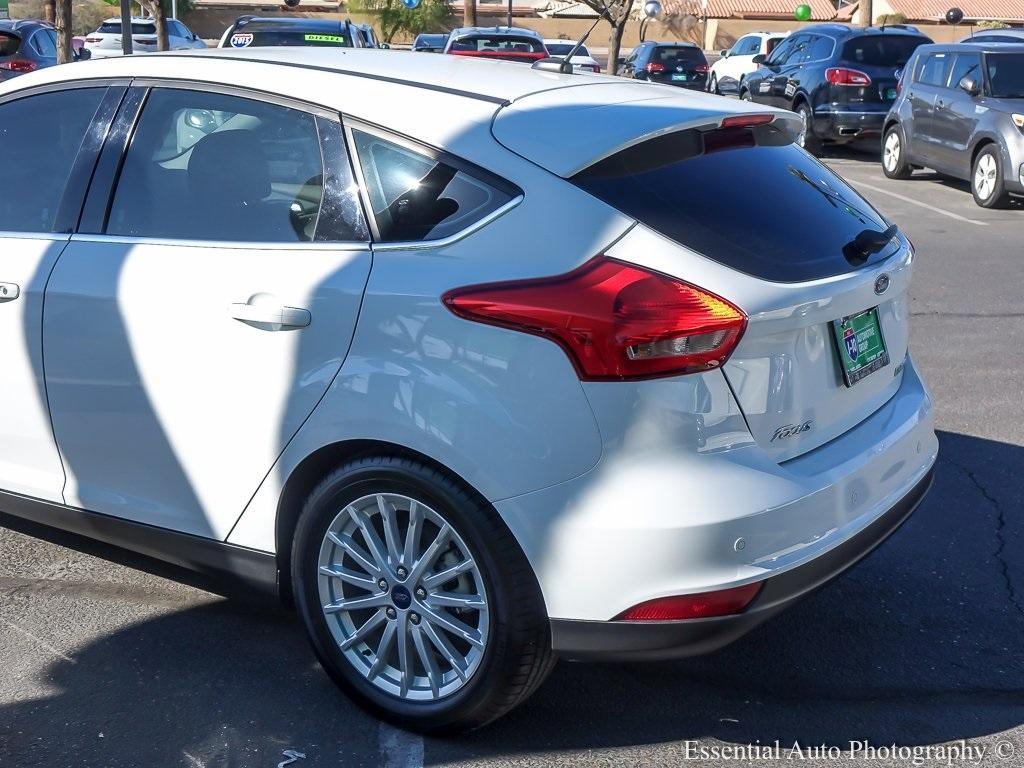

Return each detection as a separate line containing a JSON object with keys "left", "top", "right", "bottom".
{"left": 0, "top": 59, "right": 36, "bottom": 72}
{"left": 695, "top": 63, "right": 709, "bottom": 74}
{"left": 645, "top": 62, "right": 666, "bottom": 73}
{"left": 825, "top": 67, "right": 871, "bottom": 86}
{"left": 585, "top": 64, "right": 601, "bottom": 73}
{"left": 442, "top": 256, "right": 747, "bottom": 381}
{"left": 615, "top": 582, "right": 763, "bottom": 621}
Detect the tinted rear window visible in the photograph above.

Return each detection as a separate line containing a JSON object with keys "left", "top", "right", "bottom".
{"left": 841, "top": 35, "right": 927, "bottom": 67}
{"left": 449, "top": 35, "right": 544, "bottom": 53}
{"left": 546, "top": 42, "right": 589, "bottom": 56}
{"left": 573, "top": 130, "right": 898, "bottom": 282}
{"left": 652, "top": 46, "right": 705, "bottom": 65}
{"left": 986, "top": 52, "right": 1024, "bottom": 97}
{"left": 0, "top": 32, "right": 19, "bottom": 56}
{"left": 228, "top": 24, "right": 351, "bottom": 47}
{"left": 98, "top": 22, "right": 156, "bottom": 34}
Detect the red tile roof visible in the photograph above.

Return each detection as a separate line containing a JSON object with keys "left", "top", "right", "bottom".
{"left": 885, "top": 0, "right": 1024, "bottom": 19}
{"left": 663, "top": 0, "right": 838, "bottom": 19}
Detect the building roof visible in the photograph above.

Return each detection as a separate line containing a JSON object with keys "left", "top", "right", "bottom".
{"left": 661, "top": 0, "right": 838, "bottom": 20}
{"left": 850, "top": 0, "right": 1024, "bottom": 19}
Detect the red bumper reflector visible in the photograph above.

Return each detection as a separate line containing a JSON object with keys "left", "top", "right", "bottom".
{"left": 615, "top": 582, "right": 763, "bottom": 621}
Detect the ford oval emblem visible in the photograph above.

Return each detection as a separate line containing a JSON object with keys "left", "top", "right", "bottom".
{"left": 874, "top": 273, "right": 890, "bottom": 295}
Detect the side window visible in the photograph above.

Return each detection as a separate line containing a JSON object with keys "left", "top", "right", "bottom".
{"left": 31, "top": 30, "right": 57, "bottom": 57}
{"left": 351, "top": 128, "right": 518, "bottom": 243}
{"left": 787, "top": 35, "right": 814, "bottom": 65}
{"left": 738, "top": 36, "right": 761, "bottom": 55}
{"left": 107, "top": 88, "right": 353, "bottom": 243}
{"left": 0, "top": 88, "right": 106, "bottom": 233}
{"left": 765, "top": 36, "right": 785, "bottom": 56}
{"left": 917, "top": 53, "right": 952, "bottom": 86}
{"left": 948, "top": 52, "right": 982, "bottom": 87}
{"left": 809, "top": 35, "right": 834, "bottom": 61}
{"left": 766, "top": 36, "right": 798, "bottom": 65}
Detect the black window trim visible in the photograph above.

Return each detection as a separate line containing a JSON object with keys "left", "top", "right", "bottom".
{"left": 77, "top": 78, "right": 371, "bottom": 248}
{"left": 0, "top": 79, "right": 130, "bottom": 238}
{"left": 342, "top": 116, "right": 523, "bottom": 251}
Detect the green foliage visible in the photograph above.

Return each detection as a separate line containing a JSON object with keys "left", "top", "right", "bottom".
{"left": 349, "top": 0, "right": 451, "bottom": 43}
{"left": 875, "top": 12, "right": 907, "bottom": 24}
{"left": 976, "top": 19, "right": 1011, "bottom": 28}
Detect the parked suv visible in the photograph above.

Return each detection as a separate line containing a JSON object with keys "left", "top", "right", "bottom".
{"left": 742, "top": 24, "right": 932, "bottom": 152}
{"left": 707, "top": 30, "right": 788, "bottom": 95}
{"left": 219, "top": 16, "right": 365, "bottom": 49}
{"left": 443, "top": 26, "right": 547, "bottom": 63}
{"left": 882, "top": 42, "right": 1024, "bottom": 208}
{"left": 0, "top": 48, "right": 936, "bottom": 733}
{"left": 84, "top": 17, "right": 206, "bottom": 58}
{"left": 619, "top": 41, "right": 709, "bottom": 89}
{"left": 0, "top": 19, "right": 89, "bottom": 79}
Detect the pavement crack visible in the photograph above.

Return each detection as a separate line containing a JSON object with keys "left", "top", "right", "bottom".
{"left": 943, "top": 455, "right": 1024, "bottom": 621}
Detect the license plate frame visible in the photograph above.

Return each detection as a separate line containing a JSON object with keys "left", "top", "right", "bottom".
{"left": 831, "top": 307, "right": 890, "bottom": 387}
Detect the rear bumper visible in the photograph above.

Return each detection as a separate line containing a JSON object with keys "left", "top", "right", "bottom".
{"left": 812, "top": 106, "right": 888, "bottom": 141}
{"left": 551, "top": 466, "right": 933, "bottom": 661}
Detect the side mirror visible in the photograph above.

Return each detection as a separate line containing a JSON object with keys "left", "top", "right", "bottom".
{"left": 74, "top": 47, "right": 91, "bottom": 61}
{"left": 616, "top": 56, "right": 626, "bottom": 65}
{"left": 959, "top": 75, "right": 980, "bottom": 96}
{"left": 720, "top": 49, "right": 729, "bottom": 57}
{"left": 752, "top": 53, "right": 766, "bottom": 65}
{"left": 379, "top": 43, "right": 390, "bottom": 49}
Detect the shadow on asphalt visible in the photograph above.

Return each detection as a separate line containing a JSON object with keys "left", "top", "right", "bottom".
{"left": 1, "top": 430, "right": 1021, "bottom": 766}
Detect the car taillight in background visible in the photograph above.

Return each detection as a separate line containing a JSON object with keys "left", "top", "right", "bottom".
{"left": 645, "top": 62, "right": 666, "bottom": 73}
{"left": 443, "top": 256, "right": 747, "bottom": 381}
{"left": 583, "top": 63, "right": 601, "bottom": 72}
{"left": 615, "top": 582, "right": 763, "bottom": 621}
{"left": 136, "top": 37, "right": 157, "bottom": 44}
{"left": 695, "top": 63, "right": 709, "bottom": 74}
{"left": 826, "top": 67, "right": 872, "bottom": 86}
{"left": 0, "top": 59, "right": 36, "bottom": 72}
{"left": 85, "top": 36, "right": 103, "bottom": 43}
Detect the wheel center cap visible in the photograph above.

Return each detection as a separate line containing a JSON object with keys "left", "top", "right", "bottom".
{"left": 391, "top": 584, "right": 412, "bottom": 610}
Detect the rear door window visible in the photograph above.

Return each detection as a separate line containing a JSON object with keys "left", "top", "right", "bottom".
{"left": 917, "top": 52, "right": 952, "bottom": 86}
{"left": 351, "top": 127, "right": 519, "bottom": 242}
{"left": 948, "top": 52, "right": 982, "bottom": 88}
{"left": 31, "top": 29, "right": 57, "bottom": 57}
{"left": 106, "top": 88, "right": 367, "bottom": 242}
{"left": 449, "top": 35, "right": 544, "bottom": 53}
{"left": 842, "top": 34, "right": 927, "bottom": 67}
{"left": 573, "top": 128, "right": 898, "bottom": 282}
{"left": 0, "top": 88, "right": 106, "bottom": 233}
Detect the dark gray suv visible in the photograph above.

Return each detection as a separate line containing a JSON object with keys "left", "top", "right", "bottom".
{"left": 882, "top": 42, "right": 1024, "bottom": 208}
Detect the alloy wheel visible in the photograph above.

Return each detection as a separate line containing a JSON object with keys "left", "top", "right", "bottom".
{"left": 883, "top": 131, "right": 901, "bottom": 172}
{"left": 317, "top": 493, "right": 490, "bottom": 702}
{"left": 974, "top": 153, "right": 997, "bottom": 200}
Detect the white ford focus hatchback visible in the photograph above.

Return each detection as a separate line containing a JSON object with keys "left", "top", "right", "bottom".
{"left": 0, "top": 48, "right": 936, "bottom": 732}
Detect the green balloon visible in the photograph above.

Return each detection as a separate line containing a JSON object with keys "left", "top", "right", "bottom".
{"left": 794, "top": 3, "right": 812, "bottom": 19}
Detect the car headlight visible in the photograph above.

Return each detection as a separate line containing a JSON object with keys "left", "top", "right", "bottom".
{"left": 1013, "top": 113, "right": 1024, "bottom": 129}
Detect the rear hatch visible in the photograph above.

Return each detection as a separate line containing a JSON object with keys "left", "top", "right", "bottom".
{"left": 495, "top": 89, "right": 908, "bottom": 461}
{"left": 225, "top": 22, "right": 354, "bottom": 49}
{"left": 448, "top": 33, "right": 547, "bottom": 63}
{"left": 646, "top": 45, "right": 708, "bottom": 87}
{"left": 832, "top": 34, "right": 930, "bottom": 108}
{"left": 0, "top": 30, "right": 25, "bottom": 78}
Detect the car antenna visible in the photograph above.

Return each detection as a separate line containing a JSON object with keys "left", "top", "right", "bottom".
{"left": 533, "top": 0, "right": 633, "bottom": 74}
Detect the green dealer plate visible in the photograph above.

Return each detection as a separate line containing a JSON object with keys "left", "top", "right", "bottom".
{"left": 831, "top": 307, "right": 890, "bottom": 387}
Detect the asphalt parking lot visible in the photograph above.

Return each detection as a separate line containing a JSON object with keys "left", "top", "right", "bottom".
{"left": 1, "top": 146, "right": 1022, "bottom": 768}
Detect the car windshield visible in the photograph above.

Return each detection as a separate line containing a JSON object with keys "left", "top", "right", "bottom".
{"left": 841, "top": 34, "right": 927, "bottom": 66}
{"left": 546, "top": 42, "right": 589, "bottom": 57}
{"left": 0, "top": 32, "right": 19, "bottom": 56}
{"left": 449, "top": 35, "right": 544, "bottom": 53}
{"left": 986, "top": 52, "right": 1024, "bottom": 97}
{"left": 228, "top": 24, "right": 351, "bottom": 47}
{"left": 573, "top": 129, "right": 897, "bottom": 282}
{"left": 98, "top": 22, "right": 156, "bottom": 34}
{"left": 652, "top": 46, "right": 704, "bottom": 65}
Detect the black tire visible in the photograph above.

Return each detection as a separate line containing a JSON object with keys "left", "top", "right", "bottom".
{"left": 291, "top": 455, "right": 555, "bottom": 734}
{"left": 881, "top": 124, "right": 913, "bottom": 180}
{"left": 971, "top": 143, "right": 1011, "bottom": 209}
{"left": 739, "top": 87, "right": 752, "bottom": 100}
{"left": 795, "top": 101, "right": 822, "bottom": 155}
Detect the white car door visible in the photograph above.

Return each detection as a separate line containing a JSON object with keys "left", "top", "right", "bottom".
{"left": 0, "top": 84, "right": 124, "bottom": 502}
{"left": 44, "top": 84, "right": 373, "bottom": 539}
{"left": 721, "top": 35, "right": 762, "bottom": 85}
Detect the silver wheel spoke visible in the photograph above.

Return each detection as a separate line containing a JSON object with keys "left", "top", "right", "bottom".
{"left": 427, "top": 591, "right": 486, "bottom": 610}
{"left": 403, "top": 501, "right": 422, "bottom": 570}
{"left": 421, "top": 605, "right": 484, "bottom": 649}
{"left": 327, "top": 531, "right": 380, "bottom": 578}
{"left": 410, "top": 524, "right": 451, "bottom": 582}
{"left": 396, "top": 612, "right": 413, "bottom": 698}
{"left": 319, "top": 565, "right": 378, "bottom": 591}
{"left": 421, "top": 619, "right": 469, "bottom": 681}
{"left": 412, "top": 625, "right": 442, "bottom": 698}
{"left": 338, "top": 608, "right": 387, "bottom": 651}
{"left": 347, "top": 505, "right": 392, "bottom": 574}
{"left": 422, "top": 558, "right": 476, "bottom": 591}
{"left": 377, "top": 494, "right": 404, "bottom": 568}
{"left": 324, "top": 592, "right": 389, "bottom": 614}
{"left": 367, "top": 620, "right": 397, "bottom": 680}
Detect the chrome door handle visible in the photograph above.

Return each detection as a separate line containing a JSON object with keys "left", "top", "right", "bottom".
{"left": 229, "top": 300, "right": 311, "bottom": 330}
{"left": 0, "top": 283, "right": 20, "bottom": 301}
